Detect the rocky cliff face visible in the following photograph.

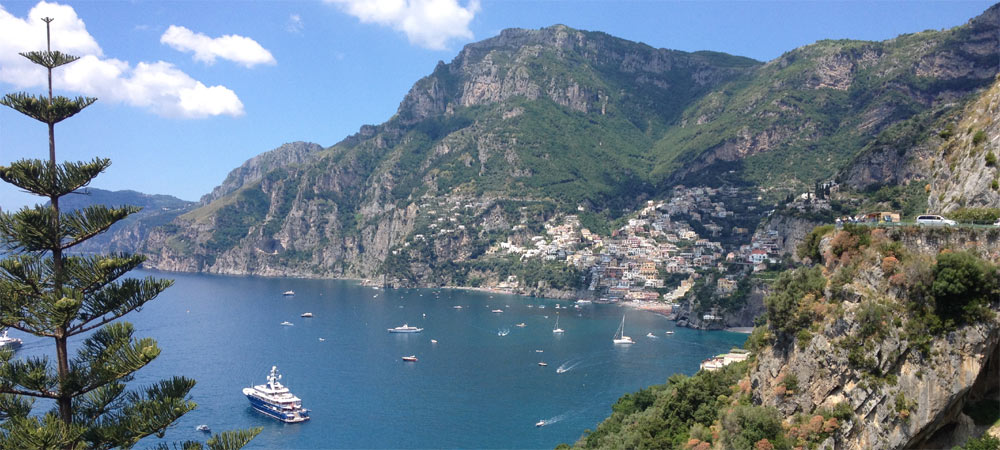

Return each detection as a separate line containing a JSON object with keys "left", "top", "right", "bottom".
{"left": 750, "top": 226, "right": 1000, "bottom": 449}
{"left": 928, "top": 76, "right": 1000, "bottom": 212}
{"left": 199, "top": 141, "right": 324, "bottom": 205}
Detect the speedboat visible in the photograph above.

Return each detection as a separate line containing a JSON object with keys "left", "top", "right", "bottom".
{"left": 300, "top": 312, "right": 313, "bottom": 318}
{"left": 430, "top": 339, "right": 438, "bottom": 344}
{"left": 665, "top": 331, "right": 675, "bottom": 335}
{"left": 402, "top": 355, "right": 418, "bottom": 362}
{"left": 388, "top": 324, "right": 423, "bottom": 333}
{"left": 491, "top": 309, "right": 503, "bottom": 313}
{"left": 538, "top": 362, "right": 547, "bottom": 367}
{"left": 280, "top": 321, "right": 293, "bottom": 326}
{"left": 515, "top": 323, "right": 527, "bottom": 327}
{"left": 196, "top": 424, "right": 211, "bottom": 433}
{"left": 646, "top": 332, "right": 657, "bottom": 338}
{"left": 282, "top": 290, "right": 295, "bottom": 296}
{"left": 575, "top": 299, "right": 592, "bottom": 305}
{"left": 453, "top": 305, "right": 463, "bottom": 309}
{"left": 242, "top": 366, "right": 309, "bottom": 423}
{"left": 0, "top": 329, "right": 22, "bottom": 351}
{"left": 536, "top": 420, "right": 546, "bottom": 427}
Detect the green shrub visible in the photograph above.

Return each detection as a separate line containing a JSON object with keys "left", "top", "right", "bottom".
{"left": 960, "top": 434, "right": 1000, "bottom": 450}
{"left": 949, "top": 207, "right": 1000, "bottom": 224}
{"left": 930, "top": 251, "right": 999, "bottom": 327}
{"left": 986, "top": 151, "right": 998, "bottom": 167}
{"left": 798, "top": 224, "right": 834, "bottom": 262}
{"left": 939, "top": 123, "right": 955, "bottom": 139}
{"left": 719, "top": 406, "right": 790, "bottom": 450}
{"left": 765, "top": 266, "right": 827, "bottom": 337}
{"left": 973, "top": 129, "right": 988, "bottom": 146}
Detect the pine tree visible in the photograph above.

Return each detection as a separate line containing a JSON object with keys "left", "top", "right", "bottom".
{"left": 0, "top": 18, "right": 259, "bottom": 449}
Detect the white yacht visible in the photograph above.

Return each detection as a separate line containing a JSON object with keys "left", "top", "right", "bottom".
{"left": 243, "top": 366, "right": 309, "bottom": 423}
{"left": 388, "top": 323, "right": 423, "bottom": 333}
{"left": 0, "top": 329, "right": 21, "bottom": 351}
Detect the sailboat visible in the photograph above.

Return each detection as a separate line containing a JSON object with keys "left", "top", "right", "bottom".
{"left": 552, "top": 313, "right": 565, "bottom": 334}
{"left": 613, "top": 314, "right": 634, "bottom": 344}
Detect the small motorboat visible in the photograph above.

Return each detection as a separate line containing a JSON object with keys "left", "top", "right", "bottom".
{"left": 430, "top": 339, "right": 438, "bottom": 344}
{"left": 646, "top": 332, "right": 657, "bottom": 338}
{"left": 535, "top": 349, "right": 543, "bottom": 353}
{"left": 196, "top": 424, "right": 211, "bottom": 433}
{"left": 665, "top": 331, "right": 675, "bottom": 335}
{"left": 282, "top": 290, "right": 295, "bottom": 296}
{"left": 280, "top": 321, "right": 293, "bottom": 326}
{"left": 535, "top": 420, "right": 546, "bottom": 427}
{"left": 318, "top": 338, "right": 325, "bottom": 342}
{"left": 453, "top": 305, "right": 463, "bottom": 309}
{"left": 538, "top": 361, "right": 547, "bottom": 367}
{"left": 515, "top": 323, "right": 527, "bottom": 327}
{"left": 491, "top": 309, "right": 503, "bottom": 313}
{"left": 301, "top": 312, "right": 314, "bottom": 318}
{"left": 402, "top": 355, "right": 418, "bottom": 362}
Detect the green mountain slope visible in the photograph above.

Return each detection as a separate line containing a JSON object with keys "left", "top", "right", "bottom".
{"left": 652, "top": 5, "right": 999, "bottom": 195}
{"left": 141, "top": 6, "right": 1000, "bottom": 284}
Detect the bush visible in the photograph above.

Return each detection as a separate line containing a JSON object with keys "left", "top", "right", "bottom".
{"left": 930, "top": 251, "right": 999, "bottom": 326}
{"left": 765, "top": 266, "right": 827, "bottom": 337}
{"left": 986, "top": 151, "right": 998, "bottom": 167}
{"left": 720, "top": 406, "right": 790, "bottom": 450}
{"left": 798, "top": 224, "right": 834, "bottom": 262}
{"left": 961, "top": 434, "right": 1000, "bottom": 450}
{"left": 973, "top": 129, "right": 988, "bottom": 146}
{"left": 948, "top": 207, "right": 1000, "bottom": 225}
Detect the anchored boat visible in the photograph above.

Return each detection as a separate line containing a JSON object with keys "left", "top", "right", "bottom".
{"left": 243, "top": 366, "right": 310, "bottom": 423}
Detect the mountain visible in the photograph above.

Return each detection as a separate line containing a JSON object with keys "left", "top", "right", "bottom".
{"left": 141, "top": 6, "right": 1000, "bottom": 287}
{"left": 57, "top": 188, "right": 195, "bottom": 254}
{"left": 199, "top": 141, "right": 324, "bottom": 205}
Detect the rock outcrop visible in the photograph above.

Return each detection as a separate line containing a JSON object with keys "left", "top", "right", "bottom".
{"left": 750, "top": 226, "right": 1000, "bottom": 449}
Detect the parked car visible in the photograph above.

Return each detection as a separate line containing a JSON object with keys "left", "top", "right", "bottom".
{"left": 916, "top": 214, "right": 957, "bottom": 226}
{"left": 994, "top": 218, "right": 1000, "bottom": 227}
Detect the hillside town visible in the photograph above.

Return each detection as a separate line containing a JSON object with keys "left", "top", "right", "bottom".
{"left": 483, "top": 186, "right": 783, "bottom": 304}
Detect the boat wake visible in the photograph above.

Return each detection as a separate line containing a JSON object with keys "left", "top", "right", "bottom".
{"left": 555, "top": 360, "right": 582, "bottom": 374}
{"left": 536, "top": 412, "right": 568, "bottom": 427}
{"left": 497, "top": 328, "right": 510, "bottom": 337}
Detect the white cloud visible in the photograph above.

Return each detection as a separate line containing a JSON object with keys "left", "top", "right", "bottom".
{"left": 287, "top": 14, "right": 304, "bottom": 34}
{"left": 0, "top": 1, "right": 244, "bottom": 118}
{"left": 160, "top": 25, "right": 276, "bottom": 68}
{"left": 328, "top": 0, "right": 480, "bottom": 50}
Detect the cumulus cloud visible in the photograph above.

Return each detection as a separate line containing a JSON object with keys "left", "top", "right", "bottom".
{"left": 328, "top": 0, "right": 480, "bottom": 50}
{"left": 160, "top": 25, "right": 276, "bottom": 67}
{"left": 0, "top": 1, "right": 244, "bottom": 118}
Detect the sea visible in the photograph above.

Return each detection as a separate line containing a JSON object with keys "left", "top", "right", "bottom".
{"left": 10, "top": 270, "right": 746, "bottom": 449}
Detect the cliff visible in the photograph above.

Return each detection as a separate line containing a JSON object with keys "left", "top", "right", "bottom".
{"left": 573, "top": 225, "right": 1000, "bottom": 449}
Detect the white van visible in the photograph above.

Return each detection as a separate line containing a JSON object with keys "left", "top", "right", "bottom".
{"left": 915, "top": 215, "right": 956, "bottom": 226}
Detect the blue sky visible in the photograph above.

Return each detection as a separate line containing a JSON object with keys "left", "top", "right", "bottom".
{"left": 1, "top": 0, "right": 995, "bottom": 209}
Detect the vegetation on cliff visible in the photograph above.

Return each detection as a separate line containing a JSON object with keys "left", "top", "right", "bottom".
{"left": 568, "top": 224, "right": 1000, "bottom": 449}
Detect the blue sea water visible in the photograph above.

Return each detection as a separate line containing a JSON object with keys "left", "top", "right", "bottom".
{"left": 11, "top": 270, "right": 746, "bottom": 449}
